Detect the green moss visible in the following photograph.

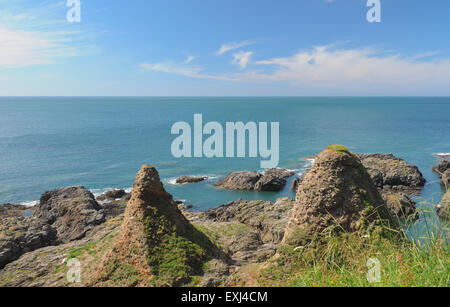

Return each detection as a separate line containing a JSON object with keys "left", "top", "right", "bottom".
{"left": 327, "top": 144, "right": 351, "bottom": 154}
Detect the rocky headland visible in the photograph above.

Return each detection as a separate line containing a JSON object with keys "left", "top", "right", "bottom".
{"left": 0, "top": 145, "right": 447, "bottom": 287}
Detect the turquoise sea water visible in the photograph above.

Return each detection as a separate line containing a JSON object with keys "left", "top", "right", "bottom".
{"left": 0, "top": 97, "right": 449, "bottom": 238}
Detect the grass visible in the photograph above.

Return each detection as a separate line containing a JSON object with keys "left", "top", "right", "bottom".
{"left": 250, "top": 212, "right": 449, "bottom": 287}
{"left": 327, "top": 144, "right": 351, "bottom": 154}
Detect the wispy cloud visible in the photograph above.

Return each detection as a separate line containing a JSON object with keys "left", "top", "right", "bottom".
{"left": 141, "top": 44, "right": 450, "bottom": 94}
{"left": 0, "top": 0, "right": 96, "bottom": 70}
{"left": 231, "top": 51, "right": 253, "bottom": 68}
{"left": 215, "top": 40, "right": 257, "bottom": 56}
{"left": 183, "top": 55, "right": 196, "bottom": 64}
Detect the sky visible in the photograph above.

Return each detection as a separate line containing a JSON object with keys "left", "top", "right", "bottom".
{"left": 1, "top": 0, "right": 450, "bottom": 96}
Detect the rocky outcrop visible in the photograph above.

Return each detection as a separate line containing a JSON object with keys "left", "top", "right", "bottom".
{"left": 437, "top": 190, "right": 449, "bottom": 220}
{"left": 432, "top": 160, "right": 450, "bottom": 189}
{"left": 176, "top": 176, "right": 208, "bottom": 184}
{"left": 358, "top": 154, "right": 426, "bottom": 193}
{"left": 283, "top": 146, "right": 400, "bottom": 246}
{"left": 96, "top": 189, "right": 128, "bottom": 202}
{"left": 214, "top": 169, "right": 295, "bottom": 192}
{"left": 93, "top": 165, "right": 229, "bottom": 287}
{"left": 205, "top": 198, "right": 294, "bottom": 245}
{"left": 0, "top": 205, "right": 56, "bottom": 269}
{"left": 381, "top": 192, "right": 418, "bottom": 220}
{"left": 34, "top": 186, "right": 105, "bottom": 243}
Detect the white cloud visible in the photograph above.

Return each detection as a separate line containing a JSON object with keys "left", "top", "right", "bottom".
{"left": 253, "top": 45, "right": 450, "bottom": 92}
{"left": 141, "top": 44, "right": 450, "bottom": 94}
{"left": 0, "top": 1, "right": 95, "bottom": 70}
{"left": 231, "top": 51, "right": 253, "bottom": 68}
{"left": 0, "top": 28, "right": 83, "bottom": 69}
{"left": 215, "top": 40, "right": 256, "bottom": 56}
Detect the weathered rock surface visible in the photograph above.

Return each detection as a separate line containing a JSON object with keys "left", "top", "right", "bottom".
{"left": 176, "top": 176, "right": 207, "bottom": 184}
{"left": 34, "top": 186, "right": 105, "bottom": 243}
{"left": 93, "top": 165, "right": 229, "bottom": 287}
{"left": 381, "top": 192, "right": 418, "bottom": 220}
{"left": 214, "top": 169, "right": 295, "bottom": 192}
{"left": 432, "top": 160, "right": 450, "bottom": 189}
{"left": 437, "top": 190, "right": 449, "bottom": 220}
{"left": 358, "top": 154, "right": 426, "bottom": 193}
{"left": 0, "top": 205, "right": 57, "bottom": 268}
{"left": 0, "top": 218, "right": 122, "bottom": 287}
{"left": 96, "top": 189, "right": 127, "bottom": 202}
{"left": 283, "top": 147, "right": 399, "bottom": 246}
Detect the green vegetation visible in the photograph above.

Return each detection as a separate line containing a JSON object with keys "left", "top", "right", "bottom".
{"left": 252, "top": 213, "right": 449, "bottom": 287}
{"left": 327, "top": 144, "right": 351, "bottom": 154}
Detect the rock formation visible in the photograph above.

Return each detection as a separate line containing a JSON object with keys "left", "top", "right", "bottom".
{"left": 282, "top": 146, "right": 400, "bottom": 246}
{"left": 214, "top": 169, "right": 295, "bottom": 192}
{"left": 34, "top": 186, "right": 105, "bottom": 243}
{"left": 432, "top": 160, "right": 450, "bottom": 189}
{"left": 176, "top": 176, "right": 208, "bottom": 184}
{"left": 96, "top": 189, "right": 127, "bottom": 202}
{"left": 93, "top": 165, "right": 228, "bottom": 287}
{"left": 381, "top": 192, "right": 418, "bottom": 220}
{"left": 0, "top": 205, "right": 56, "bottom": 268}
{"left": 358, "top": 154, "right": 426, "bottom": 193}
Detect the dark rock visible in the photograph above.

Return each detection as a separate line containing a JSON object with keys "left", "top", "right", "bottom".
{"left": 96, "top": 189, "right": 127, "bottom": 201}
{"left": 205, "top": 198, "right": 294, "bottom": 244}
{"left": 358, "top": 153, "right": 426, "bottom": 192}
{"left": 34, "top": 186, "right": 105, "bottom": 243}
{"left": 283, "top": 146, "right": 400, "bottom": 246}
{"left": 0, "top": 216, "right": 56, "bottom": 269}
{"left": 214, "top": 169, "right": 295, "bottom": 192}
{"left": 176, "top": 176, "right": 207, "bottom": 184}
{"left": 381, "top": 192, "right": 418, "bottom": 220}
{"left": 432, "top": 160, "right": 450, "bottom": 189}
{"left": 437, "top": 190, "right": 449, "bottom": 220}
{"left": 214, "top": 171, "right": 262, "bottom": 190}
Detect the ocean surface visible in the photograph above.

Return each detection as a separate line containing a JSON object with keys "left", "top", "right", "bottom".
{"left": 1, "top": 97, "right": 449, "bottom": 239}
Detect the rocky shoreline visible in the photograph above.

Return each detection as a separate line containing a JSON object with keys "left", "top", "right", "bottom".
{"left": 0, "top": 146, "right": 448, "bottom": 287}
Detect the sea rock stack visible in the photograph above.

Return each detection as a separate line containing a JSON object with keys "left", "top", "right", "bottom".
{"left": 93, "top": 165, "right": 220, "bottom": 286}
{"left": 358, "top": 154, "right": 426, "bottom": 193}
{"left": 282, "top": 145, "right": 399, "bottom": 246}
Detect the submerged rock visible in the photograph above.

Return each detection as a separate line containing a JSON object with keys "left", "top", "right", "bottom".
{"left": 214, "top": 169, "right": 295, "bottom": 192}
{"left": 176, "top": 176, "right": 208, "bottom": 184}
{"left": 358, "top": 154, "right": 426, "bottom": 193}
{"left": 283, "top": 146, "right": 400, "bottom": 246}
{"left": 34, "top": 186, "right": 105, "bottom": 243}
{"left": 93, "top": 165, "right": 229, "bottom": 287}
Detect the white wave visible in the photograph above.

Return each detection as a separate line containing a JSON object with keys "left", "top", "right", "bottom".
{"left": 20, "top": 200, "right": 38, "bottom": 207}
{"left": 433, "top": 153, "right": 450, "bottom": 158}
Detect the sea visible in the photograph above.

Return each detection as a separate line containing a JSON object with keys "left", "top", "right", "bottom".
{"left": 1, "top": 97, "right": 449, "bottom": 240}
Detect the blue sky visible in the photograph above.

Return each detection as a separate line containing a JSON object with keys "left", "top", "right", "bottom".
{"left": 1, "top": 0, "right": 450, "bottom": 96}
